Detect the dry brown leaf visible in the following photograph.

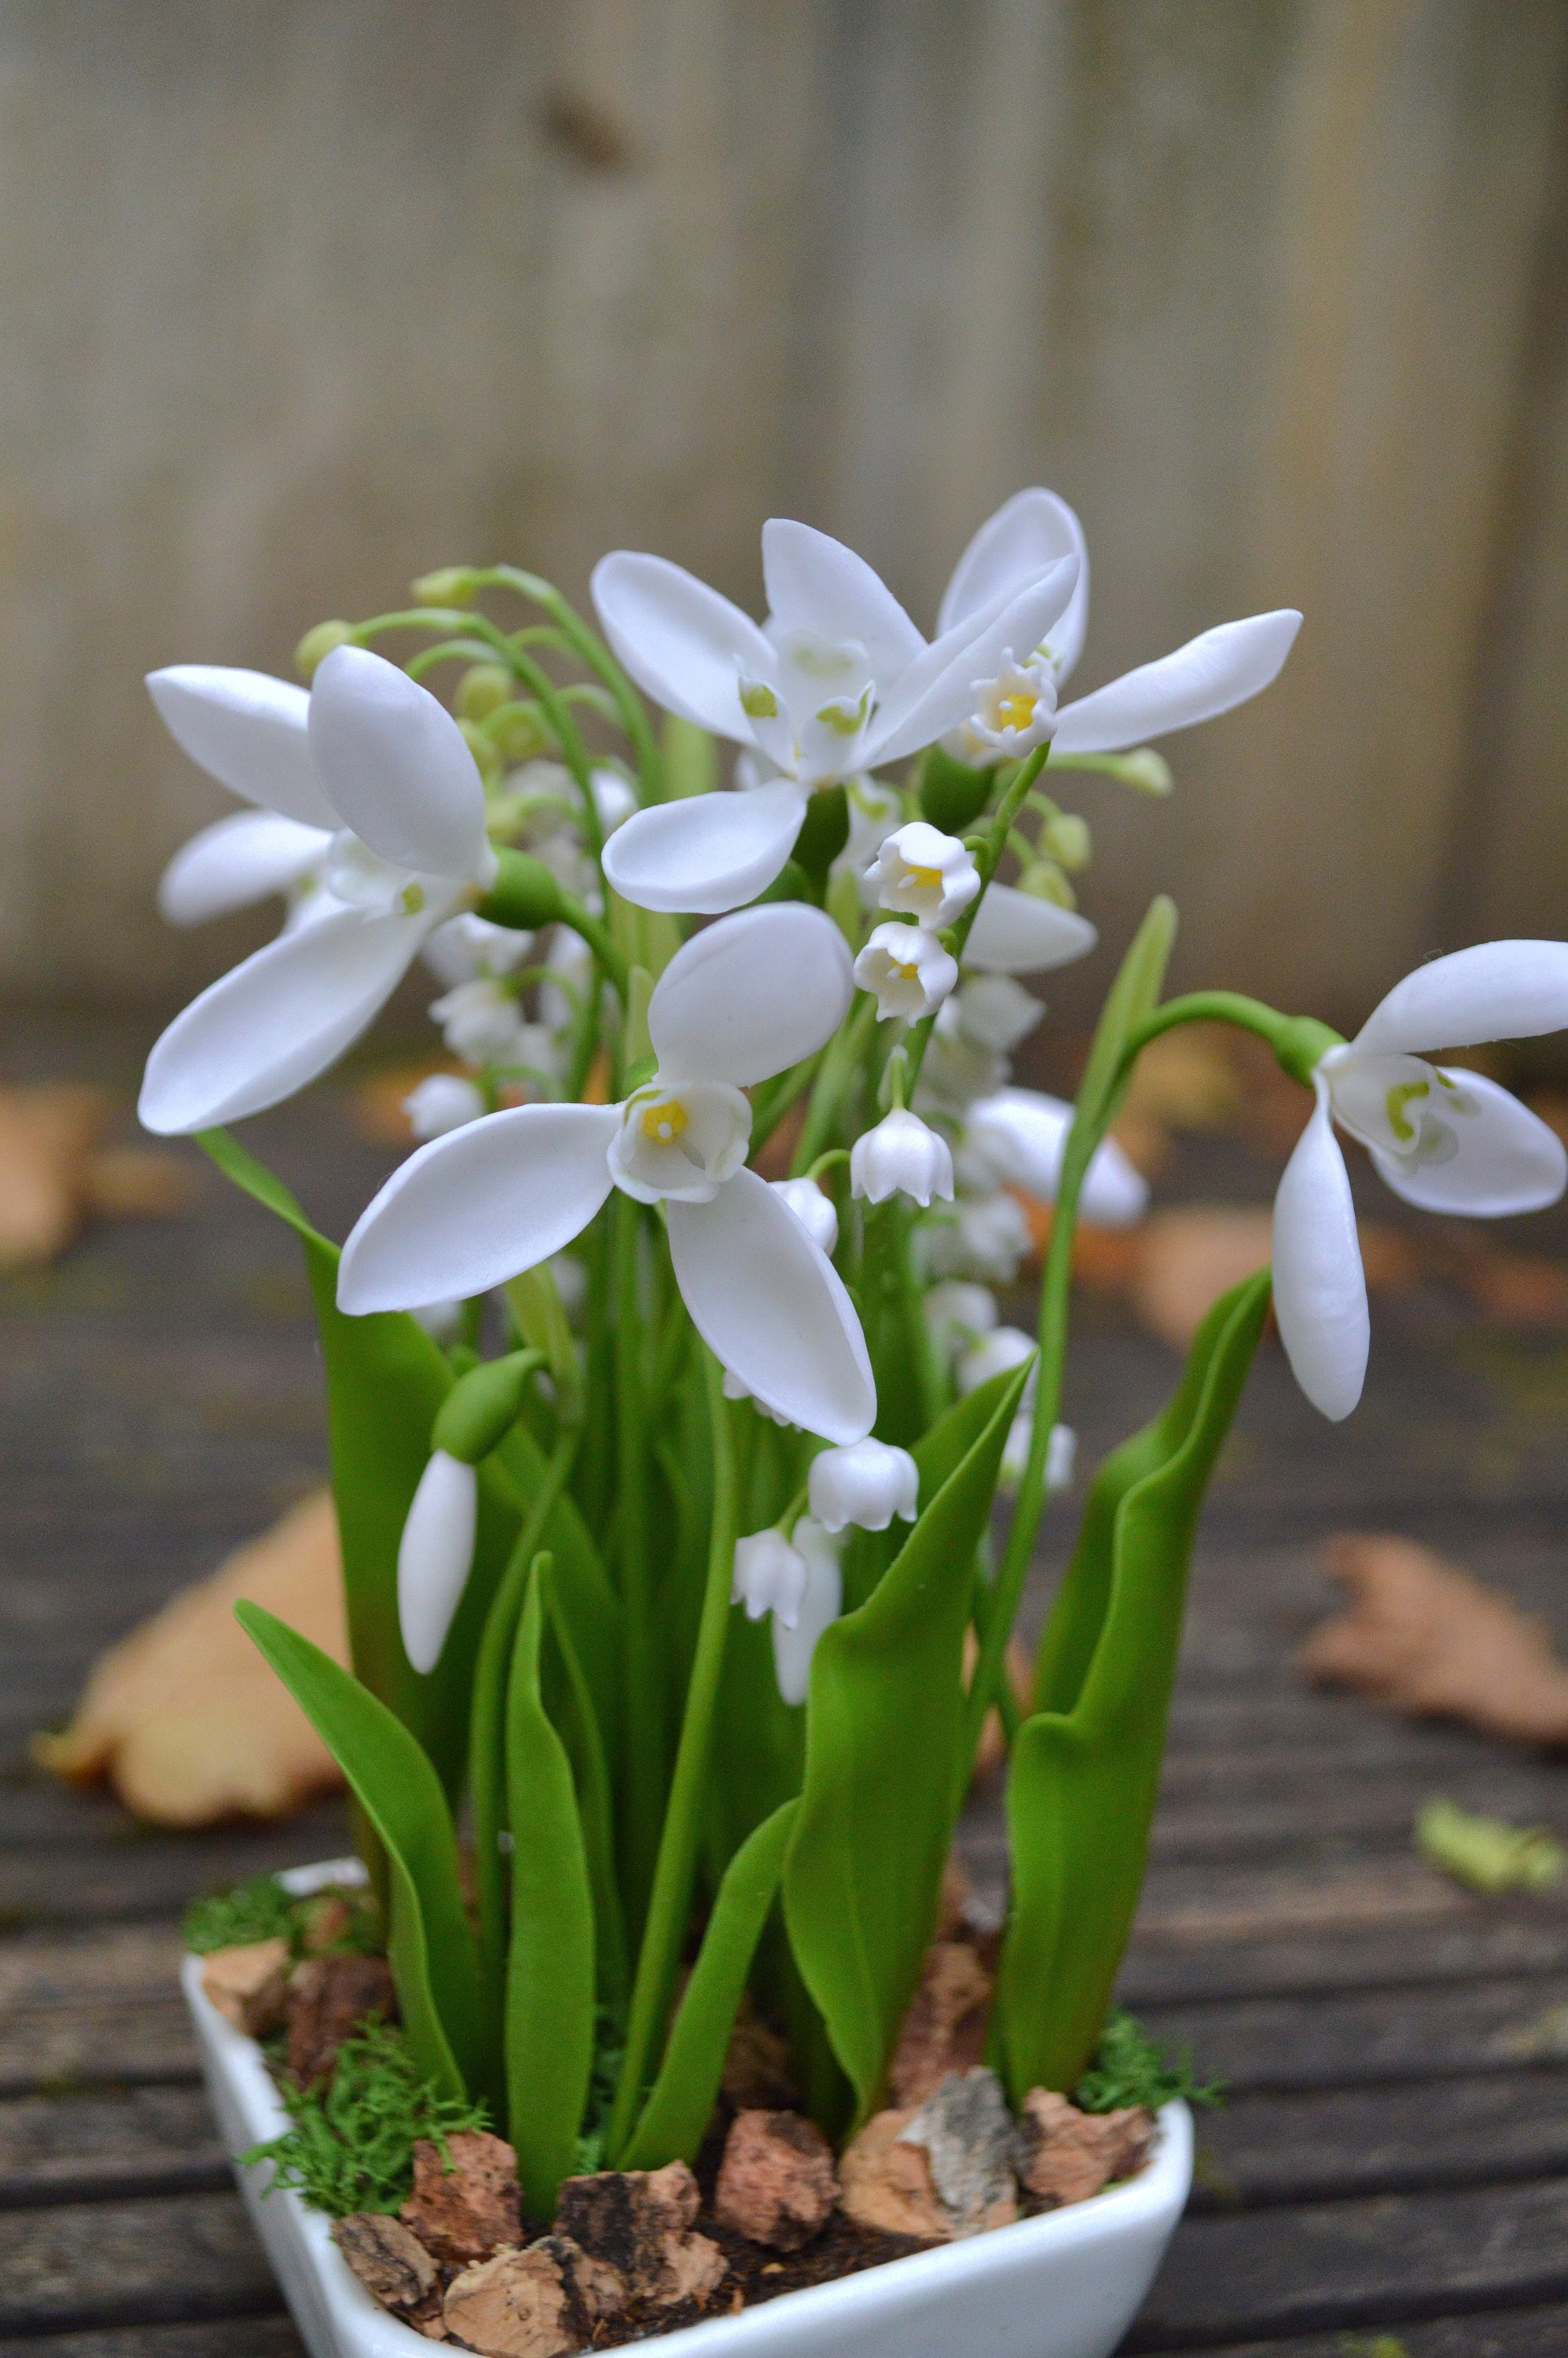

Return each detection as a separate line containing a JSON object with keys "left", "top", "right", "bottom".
{"left": 0, "top": 1082, "right": 112, "bottom": 1265}
{"left": 1301, "top": 1533, "right": 1568, "bottom": 1747}
{"left": 34, "top": 1489, "right": 348, "bottom": 1823}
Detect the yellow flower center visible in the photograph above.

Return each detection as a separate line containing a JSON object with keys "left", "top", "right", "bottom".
{"left": 1384, "top": 1079, "right": 1429, "bottom": 1144}
{"left": 895, "top": 960, "right": 920, "bottom": 982}
{"left": 640, "top": 1098, "right": 689, "bottom": 1144}
{"left": 907, "top": 864, "right": 945, "bottom": 891}
{"left": 994, "top": 688, "right": 1037, "bottom": 732}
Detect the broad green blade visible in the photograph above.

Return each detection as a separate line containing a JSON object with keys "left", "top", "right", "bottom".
{"left": 235, "top": 1603, "right": 481, "bottom": 2103}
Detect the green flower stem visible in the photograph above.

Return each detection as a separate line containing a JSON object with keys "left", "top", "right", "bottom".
{"left": 614, "top": 1196, "right": 663, "bottom": 1937}
{"left": 896, "top": 1200, "right": 945, "bottom": 1430}
{"left": 556, "top": 892, "right": 630, "bottom": 1001}
{"left": 608, "top": 1347, "right": 740, "bottom": 2159}
{"left": 478, "top": 566, "right": 663, "bottom": 801}
{"left": 1120, "top": 992, "right": 1343, "bottom": 1089}
{"left": 790, "top": 994, "right": 880, "bottom": 1177}
{"left": 469, "top": 1427, "right": 581, "bottom": 2032}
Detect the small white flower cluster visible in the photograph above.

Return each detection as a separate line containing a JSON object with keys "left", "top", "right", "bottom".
{"left": 731, "top": 1438, "right": 919, "bottom": 1701}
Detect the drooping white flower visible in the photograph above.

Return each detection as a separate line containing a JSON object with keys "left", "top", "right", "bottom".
{"left": 1274, "top": 942, "right": 1568, "bottom": 1420}
{"left": 140, "top": 648, "right": 498, "bottom": 1133}
{"left": 957, "top": 1324, "right": 1038, "bottom": 1401}
{"left": 157, "top": 808, "right": 333, "bottom": 928}
{"left": 850, "top": 1109, "right": 955, "bottom": 1207}
{"left": 939, "top": 486, "right": 1301, "bottom": 765}
{"left": 398, "top": 1449, "right": 478, "bottom": 1674}
{"left": 854, "top": 925, "right": 959, "bottom": 1021}
{"left": 404, "top": 1073, "right": 487, "bottom": 1141}
{"left": 924, "top": 1280, "right": 998, "bottom": 1363}
{"left": 771, "top": 1176, "right": 839, "bottom": 1258}
{"left": 963, "top": 648, "right": 1058, "bottom": 762}
{"left": 339, "top": 905, "right": 876, "bottom": 1443}
{"left": 1001, "top": 1415, "right": 1076, "bottom": 1491}
{"left": 591, "top": 518, "right": 1080, "bottom": 914}
{"left": 867, "top": 822, "right": 981, "bottom": 929}
{"left": 429, "top": 979, "right": 534, "bottom": 1069}
{"left": 422, "top": 913, "right": 533, "bottom": 990}
{"left": 809, "top": 1438, "right": 919, "bottom": 1533}
{"left": 962, "top": 1087, "right": 1150, "bottom": 1228}
{"left": 733, "top": 1529, "right": 808, "bottom": 1628}
{"left": 772, "top": 1517, "right": 844, "bottom": 1705}
{"left": 920, "top": 1190, "right": 1033, "bottom": 1284}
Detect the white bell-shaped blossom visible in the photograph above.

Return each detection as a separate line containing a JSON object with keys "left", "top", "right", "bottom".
{"left": 1274, "top": 942, "right": 1568, "bottom": 1421}
{"left": 850, "top": 1110, "right": 955, "bottom": 1208}
{"left": 772, "top": 1517, "right": 843, "bottom": 1706}
{"left": 963, "top": 648, "right": 1058, "bottom": 762}
{"left": 948, "top": 975, "right": 1042, "bottom": 1055}
{"left": 924, "top": 1280, "right": 998, "bottom": 1364}
{"left": 430, "top": 979, "right": 531, "bottom": 1068}
{"left": 398, "top": 1449, "right": 478, "bottom": 1675}
{"left": 854, "top": 925, "right": 959, "bottom": 1021}
{"left": 867, "top": 822, "right": 981, "bottom": 930}
{"left": 808, "top": 1438, "right": 919, "bottom": 1534}
{"left": 963, "top": 1087, "right": 1150, "bottom": 1228}
{"left": 921, "top": 1190, "right": 1033, "bottom": 1284}
{"left": 139, "top": 648, "right": 498, "bottom": 1133}
{"left": 338, "top": 905, "right": 876, "bottom": 1444}
{"left": 157, "top": 808, "right": 334, "bottom": 929}
{"left": 939, "top": 487, "right": 1300, "bottom": 764}
{"left": 957, "top": 1324, "right": 1038, "bottom": 1402}
{"left": 404, "top": 1073, "right": 487, "bottom": 1141}
{"left": 1001, "top": 1415, "right": 1076, "bottom": 1491}
{"left": 422, "top": 913, "right": 533, "bottom": 990}
{"left": 732, "top": 1528, "right": 808, "bottom": 1628}
{"left": 591, "top": 518, "right": 1080, "bottom": 915}
{"left": 771, "top": 1176, "right": 839, "bottom": 1258}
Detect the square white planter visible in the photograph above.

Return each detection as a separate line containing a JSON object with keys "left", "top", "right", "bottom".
{"left": 185, "top": 1861, "right": 1190, "bottom": 2358}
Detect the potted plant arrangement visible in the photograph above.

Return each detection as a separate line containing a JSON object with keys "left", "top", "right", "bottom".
{"left": 150, "top": 490, "right": 1568, "bottom": 2358}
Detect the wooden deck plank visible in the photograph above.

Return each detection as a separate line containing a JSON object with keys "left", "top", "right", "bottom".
{"left": 0, "top": 2088, "right": 226, "bottom": 2206}
{"left": 0, "top": 2327, "right": 302, "bottom": 2358}
{"left": 0, "top": 2191, "right": 281, "bottom": 2338}
{"left": 1193, "top": 2075, "right": 1568, "bottom": 2209}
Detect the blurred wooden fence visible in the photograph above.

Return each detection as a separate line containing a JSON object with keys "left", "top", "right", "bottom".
{"left": 0, "top": 0, "right": 1566, "bottom": 1028}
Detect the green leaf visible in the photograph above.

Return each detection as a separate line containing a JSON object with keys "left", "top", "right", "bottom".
{"left": 505, "top": 1559, "right": 597, "bottom": 2218}
{"left": 839, "top": 1366, "right": 1026, "bottom": 1614}
{"left": 199, "top": 1129, "right": 520, "bottom": 1799}
{"left": 619, "top": 1799, "right": 799, "bottom": 2170}
{"left": 997, "top": 1272, "right": 1270, "bottom": 2099}
{"left": 783, "top": 1357, "right": 1033, "bottom": 2125}
{"left": 234, "top": 1603, "right": 482, "bottom": 2103}
{"left": 542, "top": 1559, "right": 629, "bottom": 2018}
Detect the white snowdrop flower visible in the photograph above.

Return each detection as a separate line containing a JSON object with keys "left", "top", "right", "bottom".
{"left": 938, "top": 487, "right": 1300, "bottom": 764}
{"left": 431, "top": 979, "right": 529, "bottom": 1067}
{"left": 922, "top": 1190, "right": 1033, "bottom": 1284}
{"left": 854, "top": 924, "right": 960, "bottom": 1021}
{"left": 924, "top": 1280, "right": 998, "bottom": 1364}
{"left": 850, "top": 1110, "right": 955, "bottom": 1208}
{"left": 592, "top": 518, "right": 1080, "bottom": 915}
{"left": 962, "top": 648, "right": 1058, "bottom": 763}
{"left": 398, "top": 1449, "right": 478, "bottom": 1674}
{"left": 867, "top": 821, "right": 981, "bottom": 930}
{"left": 772, "top": 1518, "right": 843, "bottom": 1706}
{"left": 340, "top": 905, "right": 876, "bottom": 1444}
{"left": 140, "top": 647, "right": 499, "bottom": 1133}
{"left": 404, "top": 1073, "right": 487, "bottom": 1141}
{"left": 963, "top": 1087, "right": 1150, "bottom": 1228}
{"left": 732, "top": 1528, "right": 809, "bottom": 1628}
{"left": 957, "top": 1324, "right": 1038, "bottom": 1403}
{"left": 422, "top": 913, "right": 533, "bottom": 990}
{"left": 951, "top": 975, "right": 1042, "bottom": 1056}
{"left": 1273, "top": 942, "right": 1568, "bottom": 1420}
{"left": 156, "top": 808, "right": 333, "bottom": 929}
{"left": 808, "top": 1438, "right": 919, "bottom": 1534}
{"left": 771, "top": 1176, "right": 839, "bottom": 1258}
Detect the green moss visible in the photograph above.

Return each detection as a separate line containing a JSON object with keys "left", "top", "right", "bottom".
{"left": 184, "top": 1874, "right": 296, "bottom": 1955}
{"left": 242, "top": 2022, "right": 490, "bottom": 2217}
{"left": 1072, "top": 2011, "right": 1222, "bottom": 2115}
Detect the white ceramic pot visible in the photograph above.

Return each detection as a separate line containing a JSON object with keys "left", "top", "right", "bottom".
{"left": 185, "top": 1861, "right": 1190, "bottom": 2358}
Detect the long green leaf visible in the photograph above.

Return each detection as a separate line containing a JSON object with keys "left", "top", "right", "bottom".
{"left": 234, "top": 1602, "right": 482, "bottom": 2103}
{"left": 619, "top": 1799, "right": 799, "bottom": 2169}
{"left": 783, "top": 1357, "right": 1032, "bottom": 2125}
{"left": 997, "top": 1272, "right": 1271, "bottom": 2099}
{"left": 1074, "top": 894, "right": 1176, "bottom": 1137}
{"left": 505, "top": 1559, "right": 597, "bottom": 2218}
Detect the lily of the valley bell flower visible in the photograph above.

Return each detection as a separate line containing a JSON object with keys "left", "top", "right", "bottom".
{"left": 961, "top": 1085, "right": 1150, "bottom": 1228}
{"left": 139, "top": 647, "right": 498, "bottom": 1133}
{"left": 339, "top": 904, "right": 876, "bottom": 1443}
{"left": 868, "top": 821, "right": 981, "bottom": 928}
{"left": 732, "top": 1528, "right": 809, "bottom": 1628}
{"left": 808, "top": 1438, "right": 919, "bottom": 1533}
{"left": 1274, "top": 942, "right": 1568, "bottom": 1420}
{"left": 591, "top": 517, "right": 1081, "bottom": 914}
{"left": 851, "top": 1108, "right": 954, "bottom": 1207}
{"left": 772, "top": 1517, "right": 843, "bottom": 1705}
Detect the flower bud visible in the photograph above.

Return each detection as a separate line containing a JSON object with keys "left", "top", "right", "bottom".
{"left": 854, "top": 924, "right": 959, "bottom": 1021}
{"left": 476, "top": 848, "right": 565, "bottom": 932}
{"left": 404, "top": 1073, "right": 486, "bottom": 1140}
{"left": 295, "top": 620, "right": 354, "bottom": 680}
{"left": 432, "top": 1347, "right": 544, "bottom": 1464}
{"left": 851, "top": 1110, "right": 954, "bottom": 1208}
{"left": 411, "top": 567, "right": 477, "bottom": 607}
{"left": 771, "top": 1176, "right": 839, "bottom": 1258}
{"left": 732, "top": 1529, "right": 808, "bottom": 1628}
{"left": 1115, "top": 747, "right": 1173, "bottom": 795}
{"left": 398, "top": 1450, "right": 478, "bottom": 1674}
{"left": 1017, "top": 859, "right": 1076, "bottom": 909}
{"left": 455, "top": 663, "right": 514, "bottom": 723}
{"left": 773, "top": 1519, "right": 843, "bottom": 1705}
{"left": 487, "top": 702, "right": 553, "bottom": 765}
{"left": 1041, "top": 811, "right": 1091, "bottom": 872}
{"left": 809, "top": 1438, "right": 919, "bottom": 1534}
{"left": 868, "top": 821, "right": 980, "bottom": 929}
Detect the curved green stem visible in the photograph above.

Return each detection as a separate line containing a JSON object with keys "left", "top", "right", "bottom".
{"left": 480, "top": 566, "right": 663, "bottom": 799}
{"left": 1121, "top": 992, "right": 1342, "bottom": 1087}
{"left": 556, "top": 892, "right": 630, "bottom": 1001}
{"left": 607, "top": 1348, "right": 739, "bottom": 2158}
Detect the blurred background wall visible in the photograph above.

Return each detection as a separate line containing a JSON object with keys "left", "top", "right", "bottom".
{"left": 1, "top": 0, "right": 1566, "bottom": 1028}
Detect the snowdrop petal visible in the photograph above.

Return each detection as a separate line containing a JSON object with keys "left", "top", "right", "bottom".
{"left": 868, "top": 560, "right": 1081, "bottom": 766}
{"left": 602, "top": 780, "right": 807, "bottom": 915}
{"left": 762, "top": 519, "right": 926, "bottom": 687}
{"left": 1272, "top": 1084, "right": 1368, "bottom": 1420}
{"left": 591, "top": 550, "right": 777, "bottom": 741}
{"left": 1052, "top": 610, "right": 1302, "bottom": 755}
{"left": 648, "top": 903, "right": 853, "bottom": 1087}
{"left": 965, "top": 1087, "right": 1149, "bottom": 1226}
{"left": 398, "top": 1452, "right": 478, "bottom": 1675}
{"left": 308, "top": 646, "right": 490, "bottom": 881}
{"left": 147, "top": 666, "right": 337, "bottom": 831}
{"left": 337, "top": 1102, "right": 619, "bottom": 1312}
{"left": 138, "top": 906, "right": 428, "bottom": 1134}
{"left": 157, "top": 810, "right": 332, "bottom": 926}
{"left": 1352, "top": 941, "right": 1568, "bottom": 1059}
{"left": 1368, "top": 1071, "right": 1566, "bottom": 1218}
{"left": 964, "top": 885, "right": 1096, "bottom": 975}
{"left": 938, "top": 488, "right": 1091, "bottom": 679}
{"left": 666, "top": 1168, "right": 875, "bottom": 1443}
